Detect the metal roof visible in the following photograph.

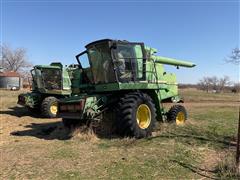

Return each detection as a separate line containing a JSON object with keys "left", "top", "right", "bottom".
{"left": 0, "top": 71, "right": 20, "bottom": 77}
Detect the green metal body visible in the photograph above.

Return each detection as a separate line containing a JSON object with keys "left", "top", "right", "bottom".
{"left": 18, "top": 62, "right": 78, "bottom": 109}
{"left": 58, "top": 39, "right": 195, "bottom": 121}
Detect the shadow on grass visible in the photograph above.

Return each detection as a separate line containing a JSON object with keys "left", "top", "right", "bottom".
{"left": 10, "top": 121, "right": 118, "bottom": 140}
{"left": 170, "top": 160, "right": 218, "bottom": 179}
{"left": 0, "top": 106, "right": 42, "bottom": 118}
{"left": 149, "top": 132, "right": 235, "bottom": 149}
{"left": 10, "top": 121, "right": 72, "bottom": 140}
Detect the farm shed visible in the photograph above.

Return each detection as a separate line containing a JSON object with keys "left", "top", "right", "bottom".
{"left": 0, "top": 71, "right": 22, "bottom": 90}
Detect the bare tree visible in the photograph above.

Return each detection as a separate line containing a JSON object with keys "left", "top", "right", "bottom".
{"left": 209, "top": 76, "right": 218, "bottom": 91}
{"left": 198, "top": 75, "right": 231, "bottom": 93}
{"left": 218, "top": 76, "right": 231, "bottom": 92}
{"left": 198, "top": 77, "right": 212, "bottom": 92}
{"left": 0, "top": 44, "right": 32, "bottom": 72}
{"left": 225, "top": 47, "right": 240, "bottom": 65}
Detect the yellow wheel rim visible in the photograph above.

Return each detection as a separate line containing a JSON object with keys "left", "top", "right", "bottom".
{"left": 50, "top": 102, "right": 58, "bottom": 115}
{"left": 136, "top": 104, "right": 151, "bottom": 129}
{"left": 176, "top": 111, "right": 185, "bottom": 125}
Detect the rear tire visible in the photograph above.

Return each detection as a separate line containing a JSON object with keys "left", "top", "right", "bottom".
{"left": 41, "top": 97, "right": 59, "bottom": 118}
{"left": 116, "top": 92, "right": 156, "bottom": 138}
{"left": 167, "top": 105, "right": 187, "bottom": 125}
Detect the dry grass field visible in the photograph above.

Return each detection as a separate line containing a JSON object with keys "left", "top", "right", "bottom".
{"left": 0, "top": 88, "right": 239, "bottom": 179}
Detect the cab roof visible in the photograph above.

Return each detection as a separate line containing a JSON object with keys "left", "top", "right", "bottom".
{"left": 85, "top": 39, "right": 113, "bottom": 48}
{"left": 85, "top": 39, "right": 136, "bottom": 49}
{"left": 34, "top": 65, "right": 61, "bottom": 69}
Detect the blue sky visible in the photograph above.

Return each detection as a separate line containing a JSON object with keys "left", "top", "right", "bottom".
{"left": 1, "top": 0, "right": 239, "bottom": 84}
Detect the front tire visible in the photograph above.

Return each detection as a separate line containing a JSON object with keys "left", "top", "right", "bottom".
{"left": 41, "top": 97, "right": 59, "bottom": 118}
{"left": 116, "top": 92, "right": 156, "bottom": 138}
{"left": 167, "top": 105, "right": 187, "bottom": 125}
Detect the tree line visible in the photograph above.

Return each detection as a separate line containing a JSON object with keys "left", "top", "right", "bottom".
{"left": 197, "top": 76, "right": 239, "bottom": 93}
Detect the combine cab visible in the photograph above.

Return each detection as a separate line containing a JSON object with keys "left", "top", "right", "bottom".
{"left": 18, "top": 62, "right": 78, "bottom": 118}
{"left": 57, "top": 39, "right": 196, "bottom": 138}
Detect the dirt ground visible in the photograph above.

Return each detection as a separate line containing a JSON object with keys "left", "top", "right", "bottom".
{"left": 0, "top": 89, "right": 239, "bottom": 179}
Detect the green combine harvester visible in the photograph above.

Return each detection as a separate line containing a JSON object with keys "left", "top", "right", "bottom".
{"left": 56, "top": 39, "right": 196, "bottom": 138}
{"left": 18, "top": 62, "right": 78, "bottom": 118}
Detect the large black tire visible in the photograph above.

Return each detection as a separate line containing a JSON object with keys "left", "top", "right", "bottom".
{"left": 41, "top": 97, "right": 58, "bottom": 118}
{"left": 167, "top": 104, "right": 187, "bottom": 125}
{"left": 116, "top": 92, "right": 156, "bottom": 138}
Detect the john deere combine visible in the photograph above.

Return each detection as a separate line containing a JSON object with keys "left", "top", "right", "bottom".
{"left": 18, "top": 62, "right": 78, "bottom": 118}
{"left": 57, "top": 39, "right": 195, "bottom": 138}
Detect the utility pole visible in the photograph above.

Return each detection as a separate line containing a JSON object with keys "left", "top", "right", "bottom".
{"left": 236, "top": 106, "right": 240, "bottom": 173}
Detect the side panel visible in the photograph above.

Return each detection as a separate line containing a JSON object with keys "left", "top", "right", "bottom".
{"left": 161, "top": 73, "right": 178, "bottom": 99}
{"left": 41, "top": 90, "right": 71, "bottom": 95}
{"left": 93, "top": 81, "right": 178, "bottom": 101}
{"left": 145, "top": 61, "right": 179, "bottom": 100}
{"left": 145, "top": 61, "right": 165, "bottom": 83}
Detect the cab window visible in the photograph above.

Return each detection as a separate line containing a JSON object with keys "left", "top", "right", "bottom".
{"left": 115, "top": 43, "right": 144, "bottom": 82}
{"left": 88, "top": 42, "right": 116, "bottom": 84}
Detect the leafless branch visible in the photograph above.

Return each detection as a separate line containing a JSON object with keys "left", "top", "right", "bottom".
{"left": 0, "top": 44, "right": 32, "bottom": 72}
{"left": 225, "top": 47, "right": 240, "bottom": 65}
